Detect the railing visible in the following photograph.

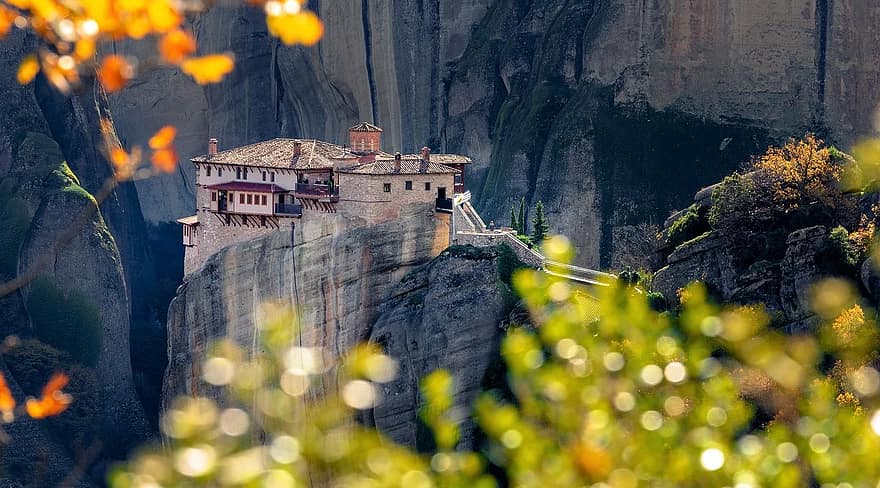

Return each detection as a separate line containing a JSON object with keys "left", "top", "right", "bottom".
{"left": 294, "top": 183, "right": 339, "bottom": 197}
{"left": 436, "top": 197, "right": 453, "bottom": 211}
{"left": 274, "top": 203, "right": 303, "bottom": 216}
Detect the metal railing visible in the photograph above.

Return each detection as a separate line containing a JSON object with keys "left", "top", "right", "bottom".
{"left": 436, "top": 197, "right": 453, "bottom": 210}
{"left": 294, "top": 183, "right": 339, "bottom": 196}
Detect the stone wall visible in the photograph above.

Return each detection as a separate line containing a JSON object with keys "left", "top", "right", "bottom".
{"left": 456, "top": 230, "right": 544, "bottom": 268}
{"left": 338, "top": 172, "right": 454, "bottom": 224}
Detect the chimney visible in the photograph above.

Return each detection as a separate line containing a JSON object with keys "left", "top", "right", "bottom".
{"left": 394, "top": 152, "right": 402, "bottom": 173}
{"left": 208, "top": 138, "right": 218, "bottom": 156}
{"left": 293, "top": 141, "right": 302, "bottom": 157}
{"left": 420, "top": 146, "right": 431, "bottom": 162}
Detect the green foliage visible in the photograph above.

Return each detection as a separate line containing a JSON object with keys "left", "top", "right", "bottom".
{"left": 26, "top": 277, "right": 102, "bottom": 366}
{"left": 509, "top": 205, "right": 518, "bottom": 234}
{"left": 530, "top": 201, "right": 549, "bottom": 244}
{"left": 495, "top": 243, "right": 523, "bottom": 285}
{"left": 829, "top": 226, "right": 861, "bottom": 270}
{"left": 646, "top": 291, "right": 668, "bottom": 312}
{"left": 665, "top": 204, "right": 708, "bottom": 249}
{"left": 115, "top": 237, "right": 880, "bottom": 488}
{"left": 708, "top": 172, "right": 760, "bottom": 230}
{"left": 516, "top": 234, "right": 534, "bottom": 249}
{"left": 617, "top": 269, "right": 641, "bottom": 287}
{"left": 517, "top": 197, "right": 526, "bottom": 235}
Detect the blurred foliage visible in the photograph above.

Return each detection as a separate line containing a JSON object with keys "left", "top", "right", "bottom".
{"left": 112, "top": 236, "right": 880, "bottom": 487}
{"left": 665, "top": 204, "right": 707, "bottom": 249}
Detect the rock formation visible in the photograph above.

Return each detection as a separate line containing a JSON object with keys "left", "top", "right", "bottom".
{"left": 108, "top": 1, "right": 880, "bottom": 269}
{"left": 164, "top": 207, "right": 518, "bottom": 448}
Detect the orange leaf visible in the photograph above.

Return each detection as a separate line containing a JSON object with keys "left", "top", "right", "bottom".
{"left": 148, "top": 125, "right": 176, "bottom": 150}
{"left": 74, "top": 39, "right": 96, "bottom": 62}
{"left": 180, "top": 54, "right": 234, "bottom": 85}
{"left": 159, "top": 29, "right": 195, "bottom": 65}
{"left": 0, "top": 7, "right": 17, "bottom": 38}
{"left": 147, "top": 0, "right": 181, "bottom": 33}
{"left": 0, "top": 372, "right": 16, "bottom": 422}
{"left": 267, "top": 10, "right": 323, "bottom": 46}
{"left": 17, "top": 55, "right": 39, "bottom": 84}
{"left": 571, "top": 443, "right": 612, "bottom": 479}
{"left": 26, "top": 372, "right": 71, "bottom": 419}
{"left": 151, "top": 147, "right": 178, "bottom": 173}
{"left": 97, "top": 55, "right": 132, "bottom": 92}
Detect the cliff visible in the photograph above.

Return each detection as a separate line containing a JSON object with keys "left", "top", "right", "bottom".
{"left": 164, "top": 209, "right": 518, "bottom": 448}
{"left": 109, "top": 0, "right": 880, "bottom": 269}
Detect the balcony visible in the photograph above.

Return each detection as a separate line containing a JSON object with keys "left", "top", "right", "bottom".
{"left": 435, "top": 197, "right": 453, "bottom": 212}
{"left": 275, "top": 203, "right": 303, "bottom": 216}
{"left": 294, "top": 183, "right": 339, "bottom": 202}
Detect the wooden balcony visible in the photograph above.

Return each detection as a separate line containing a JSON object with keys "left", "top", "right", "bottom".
{"left": 275, "top": 203, "right": 303, "bottom": 216}
{"left": 294, "top": 183, "right": 339, "bottom": 202}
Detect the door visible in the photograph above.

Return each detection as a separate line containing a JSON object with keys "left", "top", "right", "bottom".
{"left": 437, "top": 187, "right": 446, "bottom": 201}
{"left": 218, "top": 190, "right": 228, "bottom": 211}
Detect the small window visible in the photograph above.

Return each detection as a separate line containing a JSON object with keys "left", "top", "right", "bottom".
{"left": 211, "top": 191, "right": 217, "bottom": 202}
{"left": 383, "top": 183, "right": 391, "bottom": 193}
{"left": 247, "top": 194, "right": 253, "bottom": 204}
{"left": 270, "top": 172, "right": 275, "bottom": 182}
{"left": 405, "top": 181, "right": 412, "bottom": 190}
{"left": 261, "top": 195, "right": 267, "bottom": 205}
{"left": 236, "top": 168, "right": 241, "bottom": 179}
{"left": 262, "top": 172, "right": 266, "bottom": 182}
{"left": 206, "top": 166, "right": 212, "bottom": 176}
{"left": 240, "top": 194, "right": 245, "bottom": 204}
{"left": 242, "top": 169, "right": 248, "bottom": 180}
{"left": 424, "top": 182, "right": 431, "bottom": 191}
{"left": 218, "top": 168, "right": 222, "bottom": 177}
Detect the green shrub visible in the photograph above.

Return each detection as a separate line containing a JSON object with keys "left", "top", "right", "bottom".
{"left": 516, "top": 234, "right": 534, "bottom": 248}
{"left": 829, "top": 226, "right": 860, "bottom": 269}
{"left": 708, "top": 173, "right": 759, "bottom": 230}
{"left": 26, "top": 277, "right": 102, "bottom": 366}
{"left": 665, "top": 204, "right": 707, "bottom": 249}
{"left": 646, "top": 291, "right": 668, "bottom": 312}
{"left": 496, "top": 243, "right": 525, "bottom": 285}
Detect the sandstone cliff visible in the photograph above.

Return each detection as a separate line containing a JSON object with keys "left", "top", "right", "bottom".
{"left": 164, "top": 208, "right": 518, "bottom": 449}
{"left": 109, "top": 1, "right": 880, "bottom": 270}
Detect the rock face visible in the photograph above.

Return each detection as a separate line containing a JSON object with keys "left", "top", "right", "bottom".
{"left": 110, "top": 0, "right": 880, "bottom": 269}
{"left": 163, "top": 210, "right": 516, "bottom": 448}
{"left": 367, "top": 247, "right": 513, "bottom": 449}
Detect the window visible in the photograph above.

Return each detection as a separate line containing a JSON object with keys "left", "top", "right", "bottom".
{"left": 270, "top": 172, "right": 275, "bottom": 182}
{"left": 405, "top": 181, "right": 412, "bottom": 190}
{"left": 261, "top": 195, "right": 267, "bottom": 205}
{"left": 247, "top": 194, "right": 253, "bottom": 204}
{"left": 240, "top": 194, "right": 245, "bottom": 204}
{"left": 206, "top": 166, "right": 212, "bottom": 176}
{"left": 383, "top": 183, "right": 391, "bottom": 193}
{"left": 262, "top": 172, "right": 266, "bottom": 182}
{"left": 218, "top": 168, "right": 222, "bottom": 177}
{"left": 236, "top": 168, "right": 241, "bottom": 179}
{"left": 424, "top": 182, "right": 431, "bottom": 191}
{"left": 242, "top": 169, "right": 248, "bottom": 180}
{"left": 211, "top": 191, "right": 217, "bottom": 202}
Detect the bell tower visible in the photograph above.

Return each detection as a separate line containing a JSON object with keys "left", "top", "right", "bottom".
{"left": 348, "top": 122, "right": 382, "bottom": 154}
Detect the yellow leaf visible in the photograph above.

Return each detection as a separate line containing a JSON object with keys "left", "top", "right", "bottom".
{"left": 180, "top": 54, "right": 234, "bottom": 84}
{"left": 147, "top": 0, "right": 181, "bottom": 33}
{"left": 0, "top": 7, "right": 17, "bottom": 38}
{"left": 17, "top": 55, "right": 39, "bottom": 84}
{"left": 159, "top": 29, "right": 195, "bottom": 65}
{"left": 74, "top": 38, "right": 96, "bottom": 61}
{"left": 267, "top": 10, "right": 323, "bottom": 46}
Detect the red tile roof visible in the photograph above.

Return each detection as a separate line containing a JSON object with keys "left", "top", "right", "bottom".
{"left": 204, "top": 182, "right": 289, "bottom": 193}
{"left": 349, "top": 122, "right": 382, "bottom": 132}
{"left": 336, "top": 157, "right": 460, "bottom": 175}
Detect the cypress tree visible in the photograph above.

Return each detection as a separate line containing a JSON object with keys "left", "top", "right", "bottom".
{"left": 517, "top": 197, "right": 526, "bottom": 235}
{"left": 531, "top": 201, "right": 549, "bottom": 244}
{"left": 510, "top": 204, "right": 518, "bottom": 233}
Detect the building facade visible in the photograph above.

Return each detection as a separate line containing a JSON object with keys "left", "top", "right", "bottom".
{"left": 179, "top": 123, "right": 472, "bottom": 275}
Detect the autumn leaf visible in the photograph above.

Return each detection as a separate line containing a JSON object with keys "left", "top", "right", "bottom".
{"left": 0, "top": 6, "right": 17, "bottom": 38}
{"left": 74, "top": 38, "right": 96, "bottom": 61}
{"left": 151, "top": 147, "right": 178, "bottom": 173}
{"left": 159, "top": 29, "right": 195, "bottom": 65}
{"left": 0, "top": 372, "right": 15, "bottom": 423}
{"left": 147, "top": 0, "right": 181, "bottom": 33}
{"left": 180, "top": 54, "right": 234, "bottom": 84}
{"left": 25, "top": 372, "right": 71, "bottom": 419}
{"left": 97, "top": 54, "right": 132, "bottom": 92}
{"left": 17, "top": 55, "right": 39, "bottom": 84}
{"left": 266, "top": 10, "right": 323, "bottom": 46}
{"left": 571, "top": 443, "right": 612, "bottom": 479}
{"left": 149, "top": 125, "right": 176, "bottom": 149}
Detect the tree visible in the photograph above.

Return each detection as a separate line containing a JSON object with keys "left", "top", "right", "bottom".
{"left": 531, "top": 200, "right": 549, "bottom": 243}
{"left": 752, "top": 133, "right": 843, "bottom": 208}
{"left": 510, "top": 204, "right": 519, "bottom": 233}
{"left": 517, "top": 197, "right": 526, "bottom": 235}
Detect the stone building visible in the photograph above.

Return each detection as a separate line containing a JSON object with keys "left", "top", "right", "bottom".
{"left": 178, "top": 123, "right": 472, "bottom": 275}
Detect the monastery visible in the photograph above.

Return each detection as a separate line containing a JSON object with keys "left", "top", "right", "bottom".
{"left": 178, "top": 122, "right": 476, "bottom": 274}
